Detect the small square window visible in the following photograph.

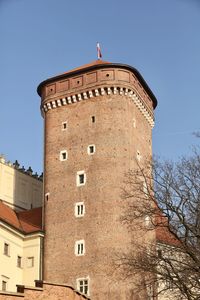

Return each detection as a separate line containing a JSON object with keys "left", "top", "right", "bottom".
{"left": 60, "top": 150, "right": 68, "bottom": 161}
{"left": 91, "top": 116, "right": 95, "bottom": 123}
{"left": 3, "top": 243, "right": 9, "bottom": 256}
{"left": 2, "top": 280, "right": 7, "bottom": 291}
{"left": 75, "top": 202, "right": 85, "bottom": 217}
{"left": 87, "top": 144, "right": 95, "bottom": 155}
{"left": 27, "top": 257, "right": 34, "bottom": 268}
{"left": 17, "top": 256, "right": 22, "bottom": 268}
{"left": 76, "top": 171, "right": 86, "bottom": 186}
{"left": 75, "top": 240, "right": 85, "bottom": 256}
{"left": 77, "top": 278, "right": 89, "bottom": 295}
{"left": 62, "top": 122, "right": 67, "bottom": 130}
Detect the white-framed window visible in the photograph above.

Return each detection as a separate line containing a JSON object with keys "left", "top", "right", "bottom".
{"left": 3, "top": 243, "right": 10, "bottom": 256}
{"left": 77, "top": 277, "right": 89, "bottom": 295}
{"left": 87, "top": 144, "right": 95, "bottom": 155}
{"left": 76, "top": 171, "right": 86, "bottom": 186}
{"left": 62, "top": 121, "right": 68, "bottom": 131}
{"left": 27, "top": 256, "right": 34, "bottom": 268}
{"left": 60, "top": 150, "right": 68, "bottom": 161}
{"left": 75, "top": 240, "right": 85, "bottom": 256}
{"left": 17, "top": 256, "right": 22, "bottom": 268}
{"left": 136, "top": 150, "right": 142, "bottom": 161}
{"left": 75, "top": 202, "right": 85, "bottom": 217}
{"left": 45, "top": 192, "right": 50, "bottom": 202}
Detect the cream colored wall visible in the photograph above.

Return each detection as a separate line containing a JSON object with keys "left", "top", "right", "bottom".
{"left": 0, "top": 158, "right": 42, "bottom": 210}
{"left": 23, "top": 235, "right": 41, "bottom": 286}
{"left": 0, "top": 223, "right": 43, "bottom": 292}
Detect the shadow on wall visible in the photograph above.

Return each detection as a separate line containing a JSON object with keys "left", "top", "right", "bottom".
{"left": 0, "top": 156, "right": 43, "bottom": 211}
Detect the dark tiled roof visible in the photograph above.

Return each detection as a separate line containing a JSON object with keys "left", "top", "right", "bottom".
{"left": 0, "top": 201, "right": 42, "bottom": 234}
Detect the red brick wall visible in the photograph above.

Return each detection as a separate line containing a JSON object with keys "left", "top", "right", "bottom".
{"left": 40, "top": 64, "right": 156, "bottom": 299}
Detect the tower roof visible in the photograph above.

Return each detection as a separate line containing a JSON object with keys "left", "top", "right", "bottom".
{"left": 37, "top": 60, "right": 157, "bottom": 108}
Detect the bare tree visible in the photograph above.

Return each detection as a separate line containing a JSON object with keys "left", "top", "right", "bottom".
{"left": 119, "top": 150, "right": 200, "bottom": 300}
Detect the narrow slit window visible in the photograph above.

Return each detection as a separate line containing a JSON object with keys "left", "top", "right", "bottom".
{"left": 91, "top": 116, "right": 95, "bottom": 123}
{"left": 62, "top": 122, "right": 67, "bottom": 130}
{"left": 17, "top": 256, "right": 22, "bottom": 268}
{"left": 2, "top": 281, "right": 7, "bottom": 291}
{"left": 4, "top": 243, "right": 9, "bottom": 256}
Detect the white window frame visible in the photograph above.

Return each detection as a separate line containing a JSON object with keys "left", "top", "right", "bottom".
{"left": 27, "top": 256, "right": 34, "bottom": 268}
{"left": 76, "top": 171, "right": 86, "bottom": 187}
{"left": 75, "top": 202, "right": 85, "bottom": 218}
{"left": 60, "top": 150, "right": 68, "bottom": 161}
{"left": 62, "top": 121, "right": 68, "bottom": 131}
{"left": 87, "top": 144, "right": 95, "bottom": 155}
{"left": 76, "top": 276, "right": 90, "bottom": 296}
{"left": 75, "top": 240, "right": 85, "bottom": 256}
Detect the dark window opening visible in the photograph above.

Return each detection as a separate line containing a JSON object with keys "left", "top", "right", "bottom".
{"left": 89, "top": 146, "right": 94, "bottom": 153}
{"left": 79, "top": 174, "right": 84, "bottom": 184}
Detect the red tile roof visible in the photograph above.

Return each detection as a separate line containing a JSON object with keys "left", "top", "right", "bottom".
{"left": 0, "top": 201, "right": 42, "bottom": 234}
{"left": 59, "top": 59, "right": 111, "bottom": 76}
{"left": 155, "top": 213, "right": 181, "bottom": 247}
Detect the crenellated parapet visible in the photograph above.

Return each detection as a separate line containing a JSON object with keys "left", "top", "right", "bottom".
{"left": 0, "top": 155, "right": 43, "bottom": 181}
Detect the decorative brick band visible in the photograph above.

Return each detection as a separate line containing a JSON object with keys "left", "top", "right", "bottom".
{"left": 41, "top": 86, "right": 154, "bottom": 127}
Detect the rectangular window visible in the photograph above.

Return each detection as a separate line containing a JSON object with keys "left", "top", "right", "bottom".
{"left": 77, "top": 278, "right": 89, "bottom": 295}
{"left": 87, "top": 144, "right": 95, "bottom": 155}
{"left": 76, "top": 171, "right": 86, "bottom": 186}
{"left": 3, "top": 243, "right": 9, "bottom": 256}
{"left": 27, "top": 257, "right": 34, "bottom": 268}
{"left": 91, "top": 116, "right": 95, "bottom": 123}
{"left": 62, "top": 121, "right": 67, "bottom": 130}
{"left": 75, "top": 240, "right": 85, "bottom": 256}
{"left": 60, "top": 150, "right": 68, "bottom": 161}
{"left": 2, "top": 280, "right": 7, "bottom": 291}
{"left": 75, "top": 202, "right": 85, "bottom": 217}
{"left": 17, "top": 256, "right": 22, "bottom": 268}
{"left": 79, "top": 174, "right": 84, "bottom": 184}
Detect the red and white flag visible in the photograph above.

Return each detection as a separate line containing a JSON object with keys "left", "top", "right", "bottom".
{"left": 97, "top": 42, "right": 102, "bottom": 59}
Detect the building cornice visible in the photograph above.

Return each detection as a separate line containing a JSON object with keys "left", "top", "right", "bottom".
{"left": 41, "top": 85, "right": 155, "bottom": 127}
{"left": 0, "top": 220, "right": 44, "bottom": 238}
{"left": 37, "top": 62, "right": 157, "bottom": 109}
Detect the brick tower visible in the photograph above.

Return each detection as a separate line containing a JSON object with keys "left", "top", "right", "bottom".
{"left": 37, "top": 60, "right": 157, "bottom": 300}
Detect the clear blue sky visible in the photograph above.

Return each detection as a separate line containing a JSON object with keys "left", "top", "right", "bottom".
{"left": 0, "top": 0, "right": 200, "bottom": 174}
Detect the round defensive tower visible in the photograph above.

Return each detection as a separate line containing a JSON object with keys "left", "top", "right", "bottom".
{"left": 37, "top": 60, "right": 157, "bottom": 300}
